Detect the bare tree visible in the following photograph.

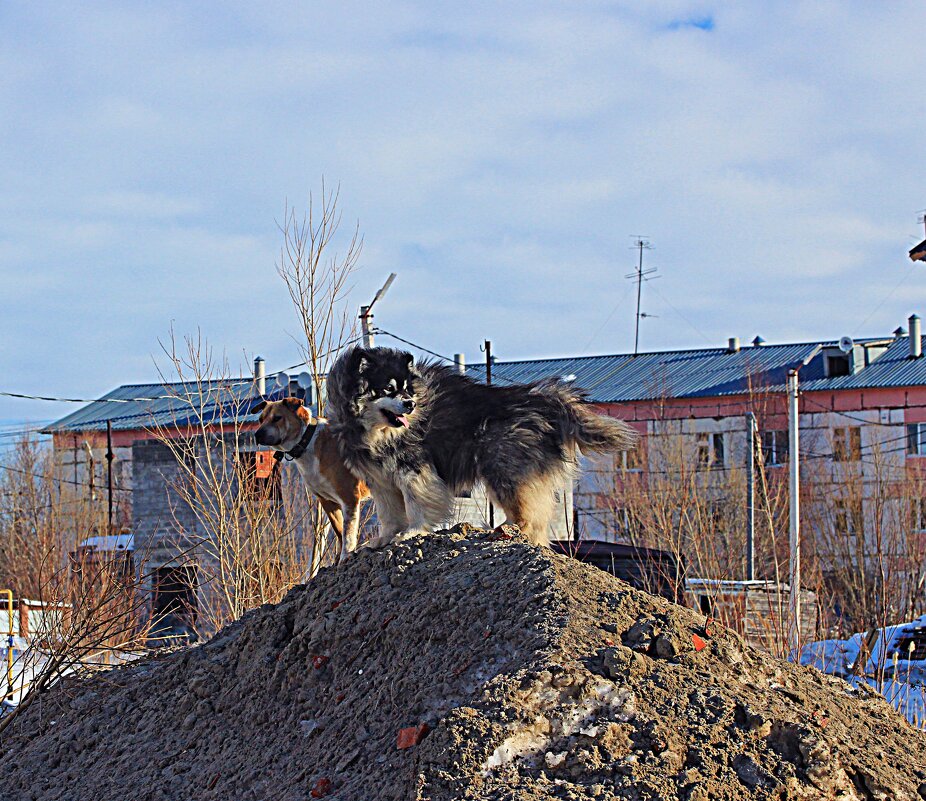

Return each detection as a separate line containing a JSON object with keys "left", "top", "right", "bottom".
{"left": 277, "top": 181, "right": 363, "bottom": 407}
{"left": 0, "top": 435, "right": 151, "bottom": 736}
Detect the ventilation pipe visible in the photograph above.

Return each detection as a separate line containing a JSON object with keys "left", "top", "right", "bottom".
{"left": 727, "top": 337, "right": 740, "bottom": 353}
{"left": 454, "top": 353, "right": 466, "bottom": 375}
{"left": 254, "top": 356, "right": 266, "bottom": 395}
{"left": 752, "top": 336, "right": 765, "bottom": 347}
{"left": 910, "top": 315, "right": 922, "bottom": 359}
{"left": 894, "top": 326, "right": 907, "bottom": 339}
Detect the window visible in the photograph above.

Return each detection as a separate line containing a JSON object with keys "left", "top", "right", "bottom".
{"left": 908, "top": 424, "right": 926, "bottom": 456}
{"left": 620, "top": 447, "right": 643, "bottom": 472}
{"left": 696, "top": 433, "right": 725, "bottom": 470}
{"left": 834, "top": 497, "right": 863, "bottom": 536}
{"left": 912, "top": 497, "right": 926, "bottom": 532}
{"left": 832, "top": 427, "right": 861, "bottom": 462}
{"left": 825, "top": 354, "right": 851, "bottom": 378}
{"left": 611, "top": 506, "right": 642, "bottom": 539}
{"left": 760, "top": 430, "right": 789, "bottom": 466}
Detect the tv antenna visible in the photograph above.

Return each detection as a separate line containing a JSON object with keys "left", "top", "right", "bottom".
{"left": 625, "top": 237, "right": 658, "bottom": 355}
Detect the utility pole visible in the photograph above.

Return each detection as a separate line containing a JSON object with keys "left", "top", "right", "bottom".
{"left": 625, "top": 237, "right": 656, "bottom": 356}
{"left": 485, "top": 339, "right": 494, "bottom": 528}
{"left": 359, "top": 273, "right": 397, "bottom": 349}
{"left": 788, "top": 369, "right": 801, "bottom": 653}
{"left": 106, "top": 421, "right": 114, "bottom": 534}
{"left": 746, "top": 412, "right": 756, "bottom": 582}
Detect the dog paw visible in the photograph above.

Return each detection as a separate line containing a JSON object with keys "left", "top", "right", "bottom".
{"left": 395, "top": 527, "right": 430, "bottom": 541}
{"left": 363, "top": 534, "right": 394, "bottom": 550}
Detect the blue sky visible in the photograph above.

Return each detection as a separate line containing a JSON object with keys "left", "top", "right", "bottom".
{"left": 2, "top": 1, "right": 926, "bottom": 426}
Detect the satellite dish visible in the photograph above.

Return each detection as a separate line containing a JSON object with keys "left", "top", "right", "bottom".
{"left": 838, "top": 336, "right": 854, "bottom": 354}
{"left": 274, "top": 372, "right": 291, "bottom": 390}
{"left": 296, "top": 372, "right": 313, "bottom": 390}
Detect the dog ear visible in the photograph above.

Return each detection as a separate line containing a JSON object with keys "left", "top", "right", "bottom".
{"left": 283, "top": 396, "right": 312, "bottom": 423}
{"left": 404, "top": 353, "right": 414, "bottom": 370}
{"left": 347, "top": 347, "right": 374, "bottom": 374}
{"left": 252, "top": 400, "right": 267, "bottom": 414}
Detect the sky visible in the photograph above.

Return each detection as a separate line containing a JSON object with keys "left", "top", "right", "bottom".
{"left": 2, "top": 1, "right": 926, "bottom": 428}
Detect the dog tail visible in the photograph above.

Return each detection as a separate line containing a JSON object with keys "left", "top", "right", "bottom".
{"left": 540, "top": 381, "right": 640, "bottom": 455}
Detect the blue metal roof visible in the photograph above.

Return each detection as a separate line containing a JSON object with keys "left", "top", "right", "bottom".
{"left": 41, "top": 378, "right": 272, "bottom": 434}
{"left": 469, "top": 342, "right": 824, "bottom": 402}
{"left": 801, "top": 335, "right": 926, "bottom": 392}
{"left": 472, "top": 336, "right": 926, "bottom": 403}
{"left": 45, "top": 334, "right": 926, "bottom": 433}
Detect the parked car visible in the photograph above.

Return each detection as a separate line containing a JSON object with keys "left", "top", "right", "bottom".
{"left": 550, "top": 539, "right": 686, "bottom": 605}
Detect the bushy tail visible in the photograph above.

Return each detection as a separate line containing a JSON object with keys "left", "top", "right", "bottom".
{"left": 538, "top": 381, "right": 640, "bottom": 454}
{"left": 568, "top": 403, "right": 639, "bottom": 453}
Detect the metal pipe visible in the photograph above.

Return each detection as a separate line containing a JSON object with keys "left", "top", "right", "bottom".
{"left": 788, "top": 370, "right": 801, "bottom": 654}
{"left": 746, "top": 413, "right": 756, "bottom": 581}
{"left": 454, "top": 353, "right": 466, "bottom": 375}
{"left": 1, "top": 589, "right": 13, "bottom": 701}
{"left": 253, "top": 356, "right": 266, "bottom": 396}
{"left": 106, "top": 421, "right": 114, "bottom": 533}
{"left": 485, "top": 340, "right": 494, "bottom": 528}
{"left": 910, "top": 314, "right": 921, "bottom": 359}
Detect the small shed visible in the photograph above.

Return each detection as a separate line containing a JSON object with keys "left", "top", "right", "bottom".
{"left": 686, "top": 578, "right": 819, "bottom": 654}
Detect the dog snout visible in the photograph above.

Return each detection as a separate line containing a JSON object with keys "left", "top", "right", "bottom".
{"left": 255, "top": 427, "right": 272, "bottom": 446}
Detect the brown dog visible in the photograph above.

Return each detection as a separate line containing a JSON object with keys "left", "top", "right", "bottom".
{"left": 253, "top": 398, "right": 369, "bottom": 564}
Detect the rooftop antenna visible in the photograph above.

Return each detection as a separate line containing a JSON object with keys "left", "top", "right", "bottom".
{"left": 359, "top": 272, "right": 397, "bottom": 348}
{"left": 625, "top": 237, "right": 657, "bottom": 355}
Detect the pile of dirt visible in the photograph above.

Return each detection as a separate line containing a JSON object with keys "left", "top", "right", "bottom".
{"left": 5, "top": 525, "right": 926, "bottom": 801}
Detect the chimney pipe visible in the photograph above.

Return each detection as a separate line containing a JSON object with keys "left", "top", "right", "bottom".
{"left": 752, "top": 335, "right": 765, "bottom": 347}
{"left": 910, "top": 315, "right": 922, "bottom": 359}
{"left": 727, "top": 337, "right": 740, "bottom": 353}
{"left": 453, "top": 353, "right": 466, "bottom": 375}
{"left": 254, "top": 356, "right": 266, "bottom": 395}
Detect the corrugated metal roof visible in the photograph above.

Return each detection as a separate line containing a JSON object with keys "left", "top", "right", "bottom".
{"left": 471, "top": 341, "right": 830, "bottom": 402}
{"left": 45, "top": 334, "right": 926, "bottom": 433}
{"left": 801, "top": 335, "right": 926, "bottom": 392}
{"left": 41, "top": 378, "right": 269, "bottom": 434}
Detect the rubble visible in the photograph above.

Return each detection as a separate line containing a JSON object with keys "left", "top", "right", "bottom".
{"left": 3, "top": 524, "right": 926, "bottom": 800}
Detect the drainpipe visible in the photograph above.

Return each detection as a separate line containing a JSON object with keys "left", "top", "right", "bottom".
{"left": 1, "top": 590, "right": 13, "bottom": 701}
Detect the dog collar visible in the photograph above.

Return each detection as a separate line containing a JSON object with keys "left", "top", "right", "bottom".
{"left": 273, "top": 423, "right": 317, "bottom": 462}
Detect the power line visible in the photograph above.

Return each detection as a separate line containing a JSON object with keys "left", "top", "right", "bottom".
{"left": 373, "top": 328, "right": 521, "bottom": 385}
{"left": 0, "top": 341, "right": 363, "bottom": 406}
{"left": 0, "top": 463, "right": 133, "bottom": 493}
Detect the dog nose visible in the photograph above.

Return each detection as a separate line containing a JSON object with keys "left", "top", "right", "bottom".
{"left": 403, "top": 398, "right": 416, "bottom": 412}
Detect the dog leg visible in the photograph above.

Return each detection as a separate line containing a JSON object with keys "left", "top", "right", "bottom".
{"left": 368, "top": 485, "right": 407, "bottom": 548}
{"left": 320, "top": 499, "right": 346, "bottom": 563}
{"left": 493, "top": 473, "right": 560, "bottom": 546}
{"left": 399, "top": 467, "right": 453, "bottom": 536}
{"left": 340, "top": 500, "right": 361, "bottom": 563}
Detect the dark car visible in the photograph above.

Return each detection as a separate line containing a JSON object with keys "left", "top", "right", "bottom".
{"left": 550, "top": 539, "right": 686, "bottom": 605}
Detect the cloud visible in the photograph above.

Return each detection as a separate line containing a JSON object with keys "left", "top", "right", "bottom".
{"left": 1, "top": 1, "right": 926, "bottom": 421}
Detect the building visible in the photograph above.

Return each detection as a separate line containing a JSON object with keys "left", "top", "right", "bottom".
{"left": 41, "top": 364, "right": 313, "bottom": 629}
{"left": 44, "top": 316, "right": 926, "bottom": 629}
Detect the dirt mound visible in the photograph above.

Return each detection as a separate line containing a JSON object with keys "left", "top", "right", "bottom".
{"left": 5, "top": 526, "right": 926, "bottom": 800}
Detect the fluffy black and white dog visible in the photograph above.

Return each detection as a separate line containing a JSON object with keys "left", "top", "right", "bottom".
{"left": 326, "top": 346, "right": 639, "bottom": 546}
